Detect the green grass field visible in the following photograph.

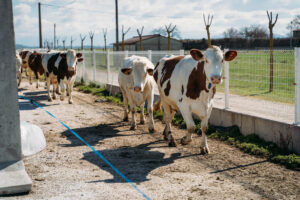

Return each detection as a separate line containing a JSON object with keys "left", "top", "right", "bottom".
{"left": 218, "top": 50, "right": 295, "bottom": 104}
{"left": 81, "top": 49, "right": 295, "bottom": 104}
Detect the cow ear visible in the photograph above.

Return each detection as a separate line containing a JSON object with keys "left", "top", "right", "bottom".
{"left": 147, "top": 68, "right": 154, "bottom": 76}
{"left": 190, "top": 49, "right": 203, "bottom": 61}
{"left": 224, "top": 50, "right": 237, "bottom": 61}
{"left": 78, "top": 58, "right": 84, "bottom": 62}
{"left": 121, "top": 68, "right": 132, "bottom": 75}
{"left": 76, "top": 53, "right": 83, "bottom": 58}
{"left": 60, "top": 53, "right": 66, "bottom": 59}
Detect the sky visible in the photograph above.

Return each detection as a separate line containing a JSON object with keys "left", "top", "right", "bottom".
{"left": 12, "top": 0, "right": 300, "bottom": 47}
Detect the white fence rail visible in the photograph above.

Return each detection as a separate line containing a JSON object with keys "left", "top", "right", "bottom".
{"left": 76, "top": 48, "right": 299, "bottom": 125}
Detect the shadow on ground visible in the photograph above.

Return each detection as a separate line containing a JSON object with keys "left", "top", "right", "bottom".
{"left": 60, "top": 121, "right": 149, "bottom": 147}
{"left": 19, "top": 90, "right": 57, "bottom": 110}
{"left": 83, "top": 140, "right": 184, "bottom": 183}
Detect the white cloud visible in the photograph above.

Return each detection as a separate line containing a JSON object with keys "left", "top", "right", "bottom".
{"left": 12, "top": 0, "right": 300, "bottom": 46}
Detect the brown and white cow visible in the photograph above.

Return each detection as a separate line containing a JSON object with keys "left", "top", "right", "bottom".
{"left": 118, "top": 55, "right": 156, "bottom": 133}
{"left": 19, "top": 50, "right": 45, "bottom": 88}
{"left": 42, "top": 49, "right": 83, "bottom": 104}
{"left": 154, "top": 46, "right": 237, "bottom": 153}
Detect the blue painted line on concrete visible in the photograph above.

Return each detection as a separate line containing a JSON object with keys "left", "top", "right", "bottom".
{"left": 18, "top": 95, "right": 151, "bottom": 200}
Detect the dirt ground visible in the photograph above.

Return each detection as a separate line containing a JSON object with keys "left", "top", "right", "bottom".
{"left": 4, "top": 82, "right": 299, "bottom": 200}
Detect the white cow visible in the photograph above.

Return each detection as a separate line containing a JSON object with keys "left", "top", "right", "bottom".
{"left": 16, "top": 52, "right": 22, "bottom": 86}
{"left": 118, "top": 55, "right": 156, "bottom": 133}
{"left": 153, "top": 46, "right": 237, "bottom": 153}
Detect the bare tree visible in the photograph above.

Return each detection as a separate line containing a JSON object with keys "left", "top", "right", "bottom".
{"left": 80, "top": 34, "right": 86, "bottom": 50}
{"left": 89, "top": 31, "right": 95, "bottom": 51}
{"left": 286, "top": 15, "right": 300, "bottom": 31}
{"left": 103, "top": 28, "right": 107, "bottom": 51}
{"left": 70, "top": 36, "right": 75, "bottom": 49}
{"left": 165, "top": 23, "right": 177, "bottom": 51}
{"left": 203, "top": 13, "right": 213, "bottom": 47}
{"left": 56, "top": 37, "right": 59, "bottom": 49}
{"left": 121, "top": 25, "right": 131, "bottom": 51}
{"left": 267, "top": 10, "right": 278, "bottom": 92}
{"left": 223, "top": 27, "right": 241, "bottom": 38}
{"left": 239, "top": 25, "right": 268, "bottom": 39}
{"left": 62, "top": 38, "right": 66, "bottom": 50}
{"left": 137, "top": 26, "right": 144, "bottom": 51}
{"left": 152, "top": 26, "right": 181, "bottom": 39}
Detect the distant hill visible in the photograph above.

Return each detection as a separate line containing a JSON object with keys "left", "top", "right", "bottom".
{"left": 16, "top": 44, "right": 37, "bottom": 49}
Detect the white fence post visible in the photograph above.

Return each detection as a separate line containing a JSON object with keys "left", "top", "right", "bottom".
{"left": 82, "top": 53, "right": 86, "bottom": 82}
{"left": 92, "top": 49, "right": 96, "bottom": 82}
{"left": 106, "top": 49, "right": 110, "bottom": 85}
{"left": 295, "top": 47, "right": 300, "bottom": 124}
{"left": 180, "top": 49, "right": 184, "bottom": 56}
{"left": 125, "top": 50, "right": 128, "bottom": 58}
{"left": 224, "top": 49, "right": 230, "bottom": 109}
{"left": 148, "top": 50, "right": 152, "bottom": 62}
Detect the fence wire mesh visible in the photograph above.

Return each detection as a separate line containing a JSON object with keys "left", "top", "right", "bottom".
{"left": 76, "top": 49, "right": 297, "bottom": 124}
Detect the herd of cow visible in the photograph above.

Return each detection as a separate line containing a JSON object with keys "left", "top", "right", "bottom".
{"left": 16, "top": 46, "right": 237, "bottom": 154}
{"left": 16, "top": 49, "right": 83, "bottom": 104}
{"left": 118, "top": 45, "right": 237, "bottom": 154}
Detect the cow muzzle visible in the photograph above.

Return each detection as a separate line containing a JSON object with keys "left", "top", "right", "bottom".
{"left": 211, "top": 76, "right": 221, "bottom": 84}
{"left": 134, "top": 86, "right": 142, "bottom": 92}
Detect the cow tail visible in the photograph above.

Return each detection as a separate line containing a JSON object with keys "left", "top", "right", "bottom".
{"left": 153, "top": 98, "right": 162, "bottom": 112}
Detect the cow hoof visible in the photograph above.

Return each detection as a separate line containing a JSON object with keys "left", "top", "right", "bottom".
{"left": 181, "top": 136, "right": 191, "bottom": 145}
{"left": 48, "top": 98, "right": 53, "bottom": 102}
{"left": 123, "top": 117, "right": 128, "bottom": 122}
{"left": 52, "top": 96, "right": 57, "bottom": 100}
{"left": 168, "top": 140, "right": 177, "bottom": 147}
{"left": 69, "top": 100, "right": 73, "bottom": 104}
{"left": 130, "top": 125, "right": 136, "bottom": 130}
{"left": 148, "top": 128, "right": 155, "bottom": 133}
{"left": 140, "top": 121, "right": 145, "bottom": 125}
{"left": 200, "top": 147, "right": 210, "bottom": 154}
{"left": 60, "top": 96, "right": 64, "bottom": 101}
{"left": 163, "top": 134, "right": 168, "bottom": 141}
{"left": 56, "top": 91, "right": 61, "bottom": 95}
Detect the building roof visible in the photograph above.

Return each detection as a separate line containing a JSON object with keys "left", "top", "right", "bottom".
{"left": 114, "top": 34, "right": 180, "bottom": 45}
{"left": 293, "top": 29, "right": 300, "bottom": 32}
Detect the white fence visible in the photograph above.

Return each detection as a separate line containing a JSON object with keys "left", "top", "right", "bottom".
{"left": 76, "top": 48, "right": 300, "bottom": 125}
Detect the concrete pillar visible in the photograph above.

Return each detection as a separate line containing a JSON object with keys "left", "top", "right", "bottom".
{"left": 0, "top": 1, "right": 32, "bottom": 195}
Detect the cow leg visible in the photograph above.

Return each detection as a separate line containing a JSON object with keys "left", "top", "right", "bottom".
{"left": 200, "top": 118, "right": 210, "bottom": 154}
{"left": 130, "top": 104, "right": 137, "bottom": 130}
{"left": 178, "top": 106, "right": 195, "bottom": 145}
{"left": 46, "top": 77, "right": 52, "bottom": 102}
{"left": 52, "top": 82, "right": 57, "bottom": 100}
{"left": 60, "top": 79, "right": 66, "bottom": 101}
{"left": 120, "top": 87, "right": 129, "bottom": 121}
{"left": 163, "top": 110, "right": 175, "bottom": 140}
{"left": 66, "top": 84, "right": 70, "bottom": 96}
{"left": 56, "top": 85, "right": 61, "bottom": 95}
{"left": 35, "top": 72, "right": 39, "bottom": 88}
{"left": 163, "top": 103, "right": 176, "bottom": 147}
{"left": 17, "top": 72, "right": 22, "bottom": 87}
{"left": 29, "top": 69, "right": 33, "bottom": 85}
{"left": 140, "top": 102, "right": 145, "bottom": 124}
{"left": 146, "top": 92, "right": 155, "bottom": 133}
{"left": 68, "top": 77, "right": 76, "bottom": 104}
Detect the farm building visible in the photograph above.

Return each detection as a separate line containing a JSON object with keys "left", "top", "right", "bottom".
{"left": 113, "top": 34, "right": 182, "bottom": 51}
{"left": 293, "top": 29, "right": 300, "bottom": 38}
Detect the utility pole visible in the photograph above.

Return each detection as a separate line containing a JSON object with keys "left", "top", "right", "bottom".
{"left": 38, "top": 2, "right": 43, "bottom": 48}
{"left": 115, "top": 0, "right": 119, "bottom": 51}
{"left": 54, "top": 23, "right": 56, "bottom": 49}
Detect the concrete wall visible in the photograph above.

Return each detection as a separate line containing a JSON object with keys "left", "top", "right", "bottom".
{"left": 106, "top": 84, "right": 300, "bottom": 154}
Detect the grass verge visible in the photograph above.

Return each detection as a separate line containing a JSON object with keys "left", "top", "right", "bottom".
{"left": 74, "top": 80, "right": 300, "bottom": 170}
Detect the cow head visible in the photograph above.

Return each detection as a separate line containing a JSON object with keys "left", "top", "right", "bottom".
{"left": 60, "top": 49, "right": 84, "bottom": 69}
{"left": 190, "top": 46, "right": 237, "bottom": 85}
{"left": 121, "top": 56, "right": 154, "bottom": 93}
